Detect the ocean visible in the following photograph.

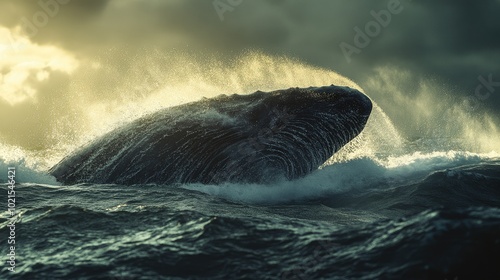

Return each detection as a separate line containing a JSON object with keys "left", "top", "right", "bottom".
{"left": 1, "top": 56, "right": 499, "bottom": 279}
{"left": 2, "top": 139, "right": 500, "bottom": 279}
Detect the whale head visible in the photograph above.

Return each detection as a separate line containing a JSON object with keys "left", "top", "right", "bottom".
{"left": 222, "top": 85, "right": 373, "bottom": 183}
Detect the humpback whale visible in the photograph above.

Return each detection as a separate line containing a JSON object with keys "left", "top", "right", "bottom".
{"left": 50, "top": 85, "right": 372, "bottom": 185}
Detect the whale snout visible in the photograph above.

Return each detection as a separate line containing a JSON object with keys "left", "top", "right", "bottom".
{"left": 347, "top": 89, "right": 372, "bottom": 117}
{"left": 309, "top": 85, "right": 372, "bottom": 118}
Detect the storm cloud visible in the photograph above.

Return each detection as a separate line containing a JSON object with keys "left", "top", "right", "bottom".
{"left": 0, "top": 0, "right": 499, "bottom": 152}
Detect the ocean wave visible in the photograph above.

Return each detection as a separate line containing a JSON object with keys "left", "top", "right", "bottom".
{"left": 181, "top": 151, "right": 500, "bottom": 204}
{"left": 0, "top": 158, "right": 59, "bottom": 185}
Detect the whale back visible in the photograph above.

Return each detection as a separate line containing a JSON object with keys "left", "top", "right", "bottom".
{"left": 50, "top": 85, "right": 372, "bottom": 185}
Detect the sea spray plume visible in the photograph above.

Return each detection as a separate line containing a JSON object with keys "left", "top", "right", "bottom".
{"left": 50, "top": 85, "right": 373, "bottom": 185}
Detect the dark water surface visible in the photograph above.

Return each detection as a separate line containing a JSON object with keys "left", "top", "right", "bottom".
{"left": 1, "top": 155, "right": 499, "bottom": 279}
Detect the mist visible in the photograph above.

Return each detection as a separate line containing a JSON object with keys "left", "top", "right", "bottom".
{"left": 0, "top": 0, "right": 499, "bottom": 166}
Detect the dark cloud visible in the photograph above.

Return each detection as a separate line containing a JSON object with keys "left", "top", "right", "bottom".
{"left": 0, "top": 0, "right": 499, "bottom": 150}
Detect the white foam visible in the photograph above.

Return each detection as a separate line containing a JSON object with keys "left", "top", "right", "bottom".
{"left": 181, "top": 151, "right": 498, "bottom": 204}
{"left": 0, "top": 159, "right": 59, "bottom": 185}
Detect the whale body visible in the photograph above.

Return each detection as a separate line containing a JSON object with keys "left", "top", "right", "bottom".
{"left": 50, "top": 85, "right": 372, "bottom": 185}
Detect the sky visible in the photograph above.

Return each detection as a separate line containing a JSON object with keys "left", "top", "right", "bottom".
{"left": 0, "top": 0, "right": 499, "bottom": 154}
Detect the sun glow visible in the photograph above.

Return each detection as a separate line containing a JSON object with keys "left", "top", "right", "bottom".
{"left": 0, "top": 27, "right": 78, "bottom": 106}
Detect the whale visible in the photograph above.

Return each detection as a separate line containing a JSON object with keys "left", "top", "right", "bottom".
{"left": 50, "top": 85, "right": 372, "bottom": 185}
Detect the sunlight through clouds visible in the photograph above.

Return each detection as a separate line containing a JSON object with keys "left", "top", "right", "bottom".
{"left": 0, "top": 27, "right": 78, "bottom": 106}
